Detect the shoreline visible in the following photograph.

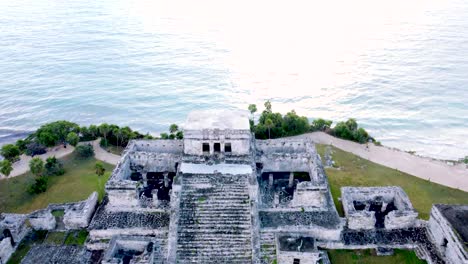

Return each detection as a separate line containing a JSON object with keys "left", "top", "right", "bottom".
{"left": 291, "top": 132, "right": 468, "bottom": 192}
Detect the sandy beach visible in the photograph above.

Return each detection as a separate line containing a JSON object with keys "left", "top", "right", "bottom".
{"left": 292, "top": 132, "right": 468, "bottom": 192}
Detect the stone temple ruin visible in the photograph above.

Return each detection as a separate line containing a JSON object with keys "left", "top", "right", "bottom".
{"left": 1, "top": 109, "right": 467, "bottom": 264}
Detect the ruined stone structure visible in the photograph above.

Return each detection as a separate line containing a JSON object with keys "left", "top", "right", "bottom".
{"left": 1, "top": 110, "right": 466, "bottom": 264}
{"left": 428, "top": 205, "right": 468, "bottom": 264}
{"left": 341, "top": 187, "right": 419, "bottom": 230}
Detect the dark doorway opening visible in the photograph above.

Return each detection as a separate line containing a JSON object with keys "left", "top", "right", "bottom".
{"left": 224, "top": 143, "right": 232, "bottom": 153}
{"left": 141, "top": 172, "right": 175, "bottom": 201}
{"left": 202, "top": 143, "right": 210, "bottom": 153}
{"left": 293, "top": 259, "right": 301, "bottom": 264}
{"left": 214, "top": 143, "right": 221, "bottom": 153}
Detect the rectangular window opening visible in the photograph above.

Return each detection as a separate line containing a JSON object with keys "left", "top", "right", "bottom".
{"left": 293, "top": 259, "right": 300, "bottom": 264}
{"left": 225, "top": 143, "right": 232, "bottom": 153}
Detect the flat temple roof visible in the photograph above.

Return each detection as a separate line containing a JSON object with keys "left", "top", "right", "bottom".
{"left": 436, "top": 204, "right": 468, "bottom": 247}
{"left": 184, "top": 109, "right": 250, "bottom": 130}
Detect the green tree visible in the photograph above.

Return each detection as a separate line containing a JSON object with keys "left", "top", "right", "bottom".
{"left": 35, "top": 121, "right": 79, "bottom": 146}
{"left": 113, "top": 128, "right": 123, "bottom": 147}
{"left": 75, "top": 144, "right": 95, "bottom": 158}
{"left": 160, "top": 133, "right": 169, "bottom": 139}
{"left": 29, "top": 157, "right": 44, "bottom": 177}
{"left": 265, "top": 118, "right": 274, "bottom": 139}
{"left": 66, "top": 132, "right": 79, "bottom": 146}
{"left": 44, "top": 156, "right": 65, "bottom": 176}
{"left": 88, "top": 125, "right": 99, "bottom": 139}
{"left": 169, "top": 124, "right": 179, "bottom": 134}
{"left": 99, "top": 123, "right": 110, "bottom": 147}
{"left": 281, "top": 110, "right": 310, "bottom": 136}
{"left": 0, "top": 160, "right": 13, "bottom": 177}
{"left": 311, "top": 118, "right": 333, "bottom": 131}
{"left": 95, "top": 162, "right": 106, "bottom": 177}
{"left": 175, "top": 131, "right": 184, "bottom": 140}
{"left": 1, "top": 144, "right": 20, "bottom": 162}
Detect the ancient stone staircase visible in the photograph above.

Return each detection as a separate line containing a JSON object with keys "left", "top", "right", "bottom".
{"left": 176, "top": 173, "right": 253, "bottom": 263}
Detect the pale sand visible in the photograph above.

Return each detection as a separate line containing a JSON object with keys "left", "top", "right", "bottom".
{"left": 292, "top": 132, "right": 468, "bottom": 192}
{"left": 1, "top": 145, "right": 75, "bottom": 179}
{"left": 87, "top": 139, "right": 120, "bottom": 165}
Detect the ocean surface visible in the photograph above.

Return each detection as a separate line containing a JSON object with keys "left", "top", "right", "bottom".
{"left": 0, "top": 0, "right": 467, "bottom": 160}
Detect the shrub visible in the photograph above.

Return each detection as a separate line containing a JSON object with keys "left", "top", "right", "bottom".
{"left": 25, "top": 142, "right": 47, "bottom": 156}
{"left": 311, "top": 118, "right": 333, "bottom": 131}
{"left": 95, "top": 162, "right": 105, "bottom": 177}
{"left": 75, "top": 144, "right": 94, "bottom": 158}
{"left": 0, "top": 160, "right": 13, "bottom": 177}
{"left": 175, "top": 131, "right": 184, "bottom": 139}
{"left": 44, "top": 156, "right": 65, "bottom": 176}
{"left": 160, "top": 133, "right": 169, "bottom": 139}
{"left": 28, "top": 177, "right": 48, "bottom": 194}
{"left": 29, "top": 157, "right": 44, "bottom": 177}
{"left": 15, "top": 139, "right": 30, "bottom": 153}
{"left": 1, "top": 144, "right": 20, "bottom": 162}
{"left": 66, "top": 132, "right": 79, "bottom": 146}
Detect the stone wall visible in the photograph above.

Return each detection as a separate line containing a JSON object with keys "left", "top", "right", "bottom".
{"left": 428, "top": 205, "right": 468, "bottom": 264}
{"left": 0, "top": 237, "right": 13, "bottom": 264}
{"left": 0, "top": 214, "right": 29, "bottom": 245}
{"left": 341, "top": 187, "right": 418, "bottom": 230}
{"left": 277, "top": 251, "right": 320, "bottom": 264}
{"left": 63, "top": 192, "right": 98, "bottom": 229}
{"left": 183, "top": 128, "right": 251, "bottom": 156}
{"left": 28, "top": 210, "right": 56, "bottom": 230}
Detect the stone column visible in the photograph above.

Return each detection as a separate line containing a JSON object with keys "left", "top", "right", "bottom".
{"left": 164, "top": 172, "right": 169, "bottom": 188}
{"left": 288, "top": 172, "right": 294, "bottom": 187}
{"left": 274, "top": 193, "right": 280, "bottom": 208}
{"left": 152, "top": 189, "right": 159, "bottom": 207}
{"left": 269, "top": 173, "right": 274, "bottom": 187}
{"left": 142, "top": 171, "right": 148, "bottom": 187}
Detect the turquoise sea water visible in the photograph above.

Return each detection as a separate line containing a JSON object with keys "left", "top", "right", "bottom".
{"left": 0, "top": 0, "right": 467, "bottom": 160}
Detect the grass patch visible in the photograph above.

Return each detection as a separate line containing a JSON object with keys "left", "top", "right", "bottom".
{"left": 316, "top": 144, "right": 468, "bottom": 219}
{"left": 51, "top": 209, "right": 65, "bottom": 217}
{"left": 64, "top": 230, "right": 88, "bottom": 245}
{"left": 198, "top": 196, "right": 207, "bottom": 203}
{"left": 7, "top": 230, "right": 47, "bottom": 264}
{"left": 0, "top": 153, "right": 114, "bottom": 214}
{"left": 327, "top": 249, "right": 426, "bottom": 264}
{"left": 44, "top": 232, "right": 67, "bottom": 245}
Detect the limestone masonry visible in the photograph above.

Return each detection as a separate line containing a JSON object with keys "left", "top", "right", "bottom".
{"left": 0, "top": 110, "right": 467, "bottom": 263}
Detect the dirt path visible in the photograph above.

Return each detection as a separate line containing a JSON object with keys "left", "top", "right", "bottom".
{"left": 1, "top": 145, "right": 75, "bottom": 179}
{"left": 83, "top": 139, "right": 120, "bottom": 166}
{"left": 1, "top": 139, "right": 121, "bottom": 179}
{"left": 292, "top": 132, "right": 468, "bottom": 192}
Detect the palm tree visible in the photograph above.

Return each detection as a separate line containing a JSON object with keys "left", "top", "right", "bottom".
{"left": 99, "top": 124, "right": 110, "bottom": 146}
{"left": 248, "top": 104, "right": 257, "bottom": 122}
{"left": 265, "top": 118, "right": 273, "bottom": 139}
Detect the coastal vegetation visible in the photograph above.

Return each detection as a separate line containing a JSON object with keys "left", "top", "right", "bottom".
{"left": 0, "top": 152, "right": 114, "bottom": 213}
{"left": 316, "top": 144, "right": 468, "bottom": 219}
{"left": 0, "top": 159, "right": 13, "bottom": 177}
{"left": 249, "top": 101, "right": 374, "bottom": 143}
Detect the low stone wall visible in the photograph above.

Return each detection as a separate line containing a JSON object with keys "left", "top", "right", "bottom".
{"left": 63, "top": 192, "right": 98, "bottom": 229}
{"left": 28, "top": 210, "right": 56, "bottom": 230}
